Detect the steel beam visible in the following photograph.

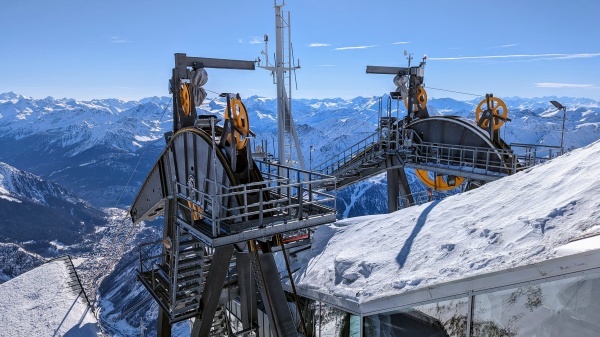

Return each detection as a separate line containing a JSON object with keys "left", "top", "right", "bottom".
{"left": 176, "top": 212, "right": 336, "bottom": 248}
{"left": 253, "top": 251, "right": 298, "bottom": 337}
{"left": 387, "top": 168, "right": 400, "bottom": 213}
{"left": 175, "top": 53, "right": 255, "bottom": 73}
{"left": 190, "top": 245, "right": 235, "bottom": 337}
{"left": 398, "top": 169, "right": 414, "bottom": 208}
{"left": 366, "top": 66, "right": 409, "bottom": 75}
{"left": 236, "top": 252, "right": 258, "bottom": 331}
{"left": 157, "top": 307, "right": 172, "bottom": 337}
{"left": 404, "top": 162, "right": 504, "bottom": 182}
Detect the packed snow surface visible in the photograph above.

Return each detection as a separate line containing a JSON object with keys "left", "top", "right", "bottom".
{"left": 295, "top": 140, "right": 600, "bottom": 304}
{"left": 0, "top": 257, "right": 99, "bottom": 336}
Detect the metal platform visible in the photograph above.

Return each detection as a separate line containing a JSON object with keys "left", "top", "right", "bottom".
{"left": 315, "top": 124, "right": 561, "bottom": 190}
{"left": 175, "top": 160, "right": 337, "bottom": 248}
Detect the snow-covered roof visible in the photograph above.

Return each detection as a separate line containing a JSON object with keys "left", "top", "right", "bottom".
{"left": 293, "top": 140, "right": 600, "bottom": 311}
{"left": 0, "top": 256, "right": 99, "bottom": 336}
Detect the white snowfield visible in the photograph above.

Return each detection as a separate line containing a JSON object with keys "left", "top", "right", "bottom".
{"left": 0, "top": 256, "right": 99, "bottom": 336}
{"left": 295, "top": 139, "right": 600, "bottom": 305}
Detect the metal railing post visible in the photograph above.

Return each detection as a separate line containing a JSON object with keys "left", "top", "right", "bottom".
{"left": 297, "top": 170, "right": 303, "bottom": 219}
{"left": 258, "top": 188, "right": 263, "bottom": 226}
{"left": 243, "top": 184, "right": 248, "bottom": 222}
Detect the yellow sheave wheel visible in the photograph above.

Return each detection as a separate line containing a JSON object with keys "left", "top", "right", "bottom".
{"left": 475, "top": 97, "right": 508, "bottom": 130}
{"left": 404, "top": 87, "right": 428, "bottom": 111}
{"left": 415, "top": 169, "right": 465, "bottom": 191}
{"left": 224, "top": 98, "right": 250, "bottom": 150}
{"left": 180, "top": 83, "right": 192, "bottom": 117}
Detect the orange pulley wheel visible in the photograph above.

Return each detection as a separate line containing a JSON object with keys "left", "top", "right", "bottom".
{"left": 404, "top": 87, "right": 428, "bottom": 111}
{"left": 475, "top": 97, "right": 508, "bottom": 130}
{"left": 180, "top": 83, "right": 192, "bottom": 117}
{"left": 415, "top": 169, "right": 465, "bottom": 191}
{"left": 224, "top": 98, "right": 250, "bottom": 150}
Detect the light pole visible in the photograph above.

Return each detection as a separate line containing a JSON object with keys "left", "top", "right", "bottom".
{"left": 550, "top": 100, "right": 567, "bottom": 155}
{"left": 309, "top": 145, "right": 313, "bottom": 171}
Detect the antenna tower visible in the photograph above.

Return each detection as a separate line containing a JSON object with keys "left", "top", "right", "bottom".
{"left": 259, "top": 1, "right": 305, "bottom": 169}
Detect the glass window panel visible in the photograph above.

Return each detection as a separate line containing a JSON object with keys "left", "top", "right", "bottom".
{"left": 313, "top": 301, "right": 352, "bottom": 337}
{"left": 472, "top": 272, "right": 600, "bottom": 337}
{"left": 364, "top": 297, "right": 469, "bottom": 337}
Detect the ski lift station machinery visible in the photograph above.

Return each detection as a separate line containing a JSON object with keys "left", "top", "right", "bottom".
{"left": 127, "top": 3, "right": 577, "bottom": 337}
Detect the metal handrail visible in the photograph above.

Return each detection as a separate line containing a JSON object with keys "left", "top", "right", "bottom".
{"left": 313, "top": 131, "right": 381, "bottom": 174}
{"left": 315, "top": 128, "right": 421, "bottom": 176}
{"left": 172, "top": 160, "right": 337, "bottom": 239}
{"left": 408, "top": 141, "right": 561, "bottom": 176}
{"left": 316, "top": 123, "right": 561, "bottom": 181}
{"left": 409, "top": 141, "right": 515, "bottom": 173}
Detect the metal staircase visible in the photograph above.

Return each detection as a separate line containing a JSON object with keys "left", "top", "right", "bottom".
{"left": 138, "top": 226, "right": 218, "bottom": 323}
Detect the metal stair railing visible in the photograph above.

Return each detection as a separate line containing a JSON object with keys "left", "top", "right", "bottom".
{"left": 313, "top": 131, "right": 384, "bottom": 176}
{"left": 314, "top": 127, "right": 421, "bottom": 177}
{"left": 138, "top": 236, "right": 215, "bottom": 322}
{"left": 172, "top": 161, "right": 337, "bottom": 246}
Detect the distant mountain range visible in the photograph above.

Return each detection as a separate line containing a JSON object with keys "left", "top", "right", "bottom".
{"left": 1, "top": 91, "right": 599, "bottom": 208}
{"left": 1, "top": 91, "right": 600, "bottom": 336}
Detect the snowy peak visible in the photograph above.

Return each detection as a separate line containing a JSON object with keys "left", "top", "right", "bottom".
{"left": 0, "top": 91, "right": 24, "bottom": 102}
{"left": 0, "top": 161, "right": 85, "bottom": 206}
{"left": 0, "top": 162, "right": 106, "bottom": 254}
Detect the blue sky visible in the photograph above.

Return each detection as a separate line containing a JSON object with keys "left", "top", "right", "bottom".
{"left": 1, "top": 0, "right": 599, "bottom": 101}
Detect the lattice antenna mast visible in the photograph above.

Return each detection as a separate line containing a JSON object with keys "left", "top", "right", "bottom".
{"left": 259, "top": 1, "right": 305, "bottom": 169}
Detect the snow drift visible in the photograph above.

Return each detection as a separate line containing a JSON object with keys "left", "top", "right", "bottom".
{"left": 295, "top": 139, "right": 600, "bottom": 304}
{"left": 0, "top": 256, "right": 99, "bottom": 336}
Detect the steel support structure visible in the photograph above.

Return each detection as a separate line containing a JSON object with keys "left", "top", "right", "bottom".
{"left": 259, "top": 3, "right": 305, "bottom": 169}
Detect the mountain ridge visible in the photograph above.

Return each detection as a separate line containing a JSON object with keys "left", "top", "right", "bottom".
{"left": 2, "top": 91, "right": 599, "bottom": 208}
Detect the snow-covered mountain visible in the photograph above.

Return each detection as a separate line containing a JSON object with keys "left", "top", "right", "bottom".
{"left": 1, "top": 92, "right": 599, "bottom": 210}
{"left": 0, "top": 161, "right": 106, "bottom": 255}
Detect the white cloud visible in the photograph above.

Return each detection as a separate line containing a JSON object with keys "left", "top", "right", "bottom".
{"left": 535, "top": 82, "right": 596, "bottom": 89}
{"left": 308, "top": 43, "right": 331, "bottom": 47}
{"left": 110, "top": 36, "right": 130, "bottom": 43}
{"left": 491, "top": 44, "right": 518, "bottom": 48}
{"left": 238, "top": 37, "right": 263, "bottom": 45}
{"left": 334, "top": 45, "right": 377, "bottom": 51}
{"left": 550, "top": 53, "right": 600, "bottom": 60}
{"left": 429, "top": 53, "right": 600, "bottom": 61}
{"left": 392, "top": 41, "right": 410, "bottom": 45}
{"left": 249, "top": 37, "right": 262, "bottom": 44}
